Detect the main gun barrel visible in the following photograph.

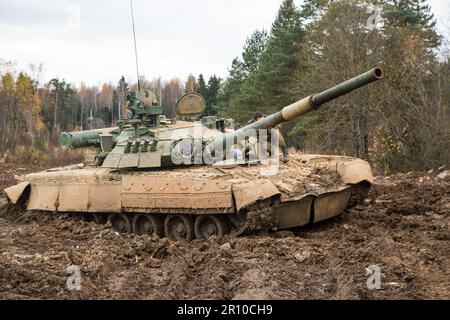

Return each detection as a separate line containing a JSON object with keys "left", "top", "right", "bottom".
{"left": 238, "top": 67, "right": 383, "bottom": 133}
{"left": 212, "top": 68, "right": 383, "bottom": 156}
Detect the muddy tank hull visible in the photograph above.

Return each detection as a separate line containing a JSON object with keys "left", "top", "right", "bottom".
{"left": 3, "top": 154, "right": 372, "bottom": 240}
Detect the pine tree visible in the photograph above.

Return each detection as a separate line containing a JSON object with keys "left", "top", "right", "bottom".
{"left": 196, "top": 74, "right": 208, "bottom": 98}
{"left": 242, "top": 30, "right": 269, "bottom": 75}
{"left": 228, "top": 0, "right": 305, "bottom": 122}
{"left": 300, "top": 0, "right": 331, "bottom": 21}
{"left": 217, "top": 30, "right": 268, "bottom": 114}
{"left": 205, "top": 75, "right": 222, "bottom": 115}
{"left": 258, "top": 0, "right": 304, "bottom": 103}
{"left": 43, "top": 79, "right": 78, "bottom": 133}
{"left": 382, "top": 0, "right": 440, "bottom": 47}
{"left": 226, "top": 58, "right": 246, "bottom": 94}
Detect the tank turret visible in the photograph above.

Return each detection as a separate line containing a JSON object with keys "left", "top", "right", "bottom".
{"left": 59, "top": 68, "right": 383, "bottom": 169}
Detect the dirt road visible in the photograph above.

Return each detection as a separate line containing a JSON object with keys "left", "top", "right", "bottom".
{"left": 0, "top": 164, "right": 449, "bottom": 299}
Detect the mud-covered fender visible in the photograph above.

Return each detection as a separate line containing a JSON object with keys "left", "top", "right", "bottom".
{"left": 300, "top": 155, "right": 374, "bottom": 185}
{"left": 335, "top": 159, "right": 374, "bottom": 184}
{"left": 232, "top": 179, "right": 280, "bottom": 212}
{"left": 4, "top": 181, "right": 30, "bottom": 204}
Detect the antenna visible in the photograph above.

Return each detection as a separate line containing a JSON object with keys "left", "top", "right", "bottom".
{"left": 130, "top": 0, "right": 140, "bottom": 91}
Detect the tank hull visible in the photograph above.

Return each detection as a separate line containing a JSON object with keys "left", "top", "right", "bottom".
{"left": 4, "top": 154, "right": 372, "bottom": 239}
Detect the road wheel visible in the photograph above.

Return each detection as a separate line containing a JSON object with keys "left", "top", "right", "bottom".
{"left": 164, "top": 215, "right": 194, "bottom": 241}
{"left": 194, "top": 215, "right": 229, "bottom": 239}
{"left": 109, "top": 213, "right": 131, "bottom": 233}
{"left": 93, "top": 213, "right": 108, "bottom": 225}
{"left": 83, "top": 213, "right": 95, "bottom": 223}
{"left": 132, "top": 214, "right": 163, "bottom": 237}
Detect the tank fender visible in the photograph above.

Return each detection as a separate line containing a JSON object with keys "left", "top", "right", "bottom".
{"left": 4, "top": 181, "right": 30, "bottom": 204}
{"left": 232, "top": 180, "right": 280, "bottom": 212}
{"left": 335, "top": 160, "right": 374, "bottom": 184}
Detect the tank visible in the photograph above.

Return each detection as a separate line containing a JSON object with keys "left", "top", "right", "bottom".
{"left": 3, "top": 68, "right": 383, "bottom": 241}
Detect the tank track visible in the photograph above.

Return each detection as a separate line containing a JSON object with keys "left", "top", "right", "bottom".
{"left": 347, "top": 182, "right": 371, "bottom": 208}
{"left": 229, "top": 201, "right": 273, "bottom": 236}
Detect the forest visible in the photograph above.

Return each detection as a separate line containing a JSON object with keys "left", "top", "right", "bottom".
{"left": 0, "top": 0, "right": 448, "bottom": 173}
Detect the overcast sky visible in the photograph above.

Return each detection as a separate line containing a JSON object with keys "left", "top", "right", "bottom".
{"left": 0, "top": 0, "right": 448, "bottom": 86}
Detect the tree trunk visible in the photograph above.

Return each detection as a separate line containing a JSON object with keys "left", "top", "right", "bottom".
{"left": 53, "top": 87, "right": 59, "bottom": 129}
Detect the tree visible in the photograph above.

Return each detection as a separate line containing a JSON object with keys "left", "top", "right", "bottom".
{"left": 382, "top": 0, "right": 440, "bottom": 48}
{"left": 98, "top": 83, "right": 114, "bottom": 126}
{"left": 196, "top": 74, "right": 208, "bottom": 98}
{"left": 217, "top": 30, "right": 269, "bottom": 114}
{"left": 16, "top": 72, "right": 43, "bottom": 147}
{"left": 185, "top": 74, "right": 197, "bottom": 93}
{"left": 224, "top": 0, "right": 306, "bottom": 123}
{"left": 292, "top": 0, "right": 383, "bottom": 159}
{"left": 203, "top": 75, "right": 221, "bottom": 115}
{"left": 373, "top": 23, "right": 448, "bottom": 171}
{"left": 117, "top": 76, "right": 128, "bottom": 120}
{"left": 242, "top": 30, "right": 269, "bottom": 75}
{"left": 43, "top": 79, "right": 78, "bottom": 134}
{"left": 0, "top": 72, "right": 16, "bottom": 153}
{"left": 217, "top": 58, "right": 246, "bottom": 113}
{"left": 49, "top": 79, "right": 61, "bottom": 129}
{"left": 258, "top": 0, "right": 305, "bottom": 105}
{"left": 289, "top": 0, "right": 448, "bottom": 171}
{"left": 162, "top": 78, "right": 184, "bottom": 117}
{"left": 300, "top": 0, "right": 331, "bottom": 21}
{"left": 0, "top": 69, "right": 44, "bottom": 155}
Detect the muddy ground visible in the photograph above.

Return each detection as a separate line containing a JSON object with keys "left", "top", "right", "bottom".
{"left": 0, "top": 163, "right": 448, "bottom": 300}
